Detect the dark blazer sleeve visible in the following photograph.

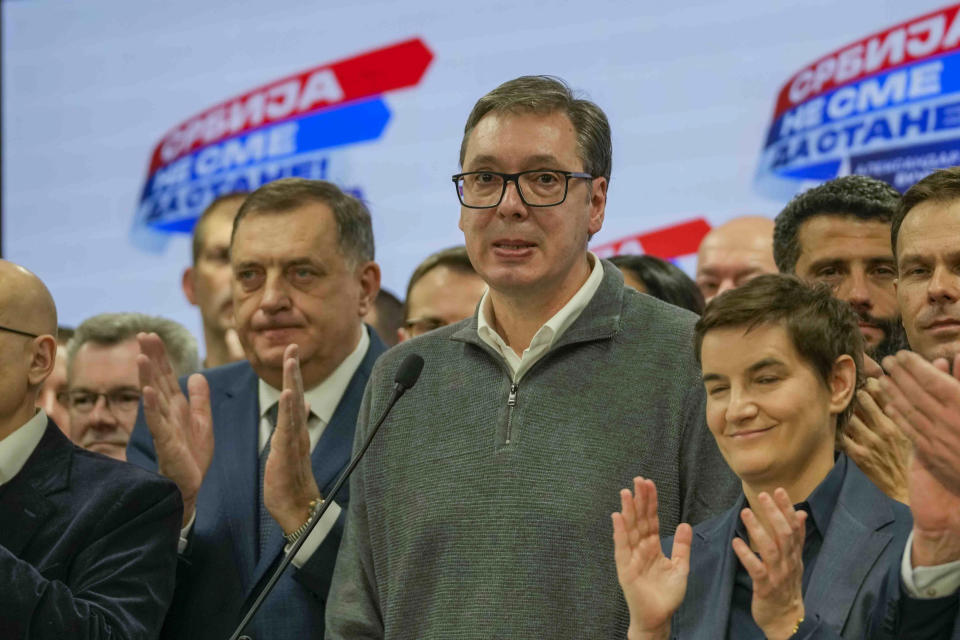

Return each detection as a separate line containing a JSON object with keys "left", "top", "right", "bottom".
{"left": 871, "top": 558, "right": 960, "bottom": 640}
{"left": 0, "top": 474, "right": 182, "bottom": 640}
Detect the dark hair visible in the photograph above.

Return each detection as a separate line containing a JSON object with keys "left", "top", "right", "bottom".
{"left": 609, "top": 254, "right": 704, "bottom": 314}
{"left": 56, "top": 325, "right": 75, "bottom": 346}
{"left": 231, "top": 178, "right": 374, "bottom": 265}
{"left": 694, "top": 274, "right": 863, "bottom": 437}
{"left": 773, "top": 175, "right": 899, "bottom": 273}
{"left": 460, "top": 75, "right": 612, "bottom": 181}
{"left": 404, "top": 246, "right": 477, "bottom": 309}
{"left": 892, "top": 166, "right": 960, "bottom": 256}
{"left": 369, "top": 289, "right": 404, "bottom": 348}
{"left": 191, "top": 192, "right": 248, "bottom": 263}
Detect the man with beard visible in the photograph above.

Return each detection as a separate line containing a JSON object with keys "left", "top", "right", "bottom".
{"left": 183, "top": 193, "right": 248, "bottom": 368}
{"left": 773, "top": 176, "right": 904, "bottom": 360}
{"left": 774, "top": 176, "right": 910, "bottom": 504}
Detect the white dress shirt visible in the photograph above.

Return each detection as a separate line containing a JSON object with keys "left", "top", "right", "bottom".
{"left": 180, "top": 329, "right": 369, "bottom": 568}
{"left": 901, "top": 530, "right": 960, "bottom": 598}
{"left": 477, "top": 252, "right": 603, "bottom": 382}
{"left": 0, "top": 409, "right": 48, "bottom": 485}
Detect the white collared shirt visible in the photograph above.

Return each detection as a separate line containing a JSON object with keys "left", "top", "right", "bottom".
{"left": 180, "top": 328, "right": 370, "bottom": 567}
{"left": 901, "top": 530, "right": 960, "bottom": 599}
{"left": 477, "top": 252, "right": 603, "bottom": 381}
{"left": 0, "top": 409, "right": 47, "bottom": 485}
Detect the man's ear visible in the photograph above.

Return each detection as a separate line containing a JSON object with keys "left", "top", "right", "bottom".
{"left": 182, "top": 267, "right": 198, "bottom": 306}
{"left": 828, "top": 354, "right": 857, "bottom": 415}
{"left": 28, "top": 335, "right": 58, "bottom": 387}
{"left": 587, "top": 177, "right": 607, "bottom": 237}
{"left": 356, "top": 261, "right": 381, "bottom": 317}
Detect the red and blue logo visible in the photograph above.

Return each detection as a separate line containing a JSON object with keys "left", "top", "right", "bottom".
{"left": 756, "top": 4, "right": 960, "bottom": 197}
{"left": 133, "top": 38, "right": 433, "bottom": 246}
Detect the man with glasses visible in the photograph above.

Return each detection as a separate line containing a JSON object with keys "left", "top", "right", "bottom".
{"left": 0, "top": 260, "right": 181, "bottom": 637}
{"left": 397, "top": 245, "right": 486, "bottom": 342}
{"left": 67, "top": 312, "right": 197, "bottom": 461}
{"left": 326, "top": 76, "right": 739, "bottom": 639}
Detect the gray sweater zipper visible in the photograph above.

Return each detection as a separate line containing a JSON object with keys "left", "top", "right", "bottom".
{"left": 505, "top": 383, "right": 519, "bottom": 444}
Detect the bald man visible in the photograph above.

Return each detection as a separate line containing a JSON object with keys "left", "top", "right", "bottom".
{"left": 0, "top": 260, "right": 181, "bottom": 638}
{"left": 695, "top": 216, "right": 778, "bottom": 303}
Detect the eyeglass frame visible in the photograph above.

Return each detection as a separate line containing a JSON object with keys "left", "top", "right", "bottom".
{"left": 0, "top": 324, "right": 40, "bottom": 339}
{"left": 403, "top": 316, "right": 449, "bottom": 336}
{"left": 451, "top": 170, "right": 596, "bottom": 209}
{"left": 66, "top": 388, "right": 143, "bottom": 415}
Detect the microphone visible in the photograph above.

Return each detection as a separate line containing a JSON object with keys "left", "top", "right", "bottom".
{"left": 228, "top": 353, "right": 424, "bottom": 640}
{"left": 393, "top": 352, "right": 424, "bottom": 392}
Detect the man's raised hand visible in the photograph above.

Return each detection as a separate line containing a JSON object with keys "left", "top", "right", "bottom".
{"left": 881, "top": 351, "right": 960, "bottom": 496}
{"left": 263, "top": 344, "right": 322, "bottom": 536}
{"left": 137, "top": 332, "right": 214, "bottom": 527}
{"left": 843, "top": 378, "right": 911, "bottom": 504}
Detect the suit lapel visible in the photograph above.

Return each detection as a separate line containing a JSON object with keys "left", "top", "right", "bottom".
{"left": 309, "top": 342, "right": 375, "bottom": 494}
{"left": 803, "top": 463, "right": 895, "bottom": 634}
{"left": 311, "top": 328, "right": 384, "bottom": 495}
{"left": 0, "top": 422, "right": 68, "bottom": 556}
{"left": 675, "top": 500, "right": 743, "bottom": 639}
{"left": 211, "top": 365, "right": 261, "bottom": 591}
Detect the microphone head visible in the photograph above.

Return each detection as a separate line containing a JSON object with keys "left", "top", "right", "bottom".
{"left": 394, "top": 354, "right": 424, "bottom": 391}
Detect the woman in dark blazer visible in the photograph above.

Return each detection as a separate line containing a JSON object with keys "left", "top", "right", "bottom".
{"left": 612, "top": 275, "right": 960, "bottom": 640}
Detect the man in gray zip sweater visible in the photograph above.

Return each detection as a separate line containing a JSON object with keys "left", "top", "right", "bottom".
{"left": 325, "top": 75, "right": 740, "bottom": 639}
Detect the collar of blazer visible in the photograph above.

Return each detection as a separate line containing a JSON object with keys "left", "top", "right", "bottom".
{"left": 0, "top": 421, "right": 69, "bottom": 556}
{"left": 675, "top": 458, "right": 901, "bottom": 638}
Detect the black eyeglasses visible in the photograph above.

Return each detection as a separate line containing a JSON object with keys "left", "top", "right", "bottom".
{"left": 0, "top": 324, "right": 39, "bottom": 339}
{"left": 452, "top": 170, "right": 595, "bottom": 209}
{"left": 67, "top": 389, "right": 143, "bottom": 414}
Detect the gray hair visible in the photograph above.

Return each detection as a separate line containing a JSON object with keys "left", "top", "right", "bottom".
{"left": 232, "top": 178, "right": 375, "bottom": 265}
{"left": 459, "top": 75, "right": 613, "bottom": 181}
{"left": 67, "top": 312, "right": 199, "bottom": 378}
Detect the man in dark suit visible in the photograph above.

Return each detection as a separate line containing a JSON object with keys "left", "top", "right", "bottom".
{"left": 127, "top": 179, "right": 385, "bottom": 640}
{"left": 0, "top": 259, "right": 181, "bottom": 639}
{"left": 613, "top": 275, "right": 960, "bottom": 639}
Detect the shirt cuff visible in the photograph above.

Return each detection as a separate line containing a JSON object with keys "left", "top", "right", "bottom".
{"left": 284, "top": 500, "right": 342, "bottom": 568}
{"left": 178, "top": 510, "right": 196, "bottom": 555}
{"left": 901, "top": 530, "right": 960, "bottom": 598}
